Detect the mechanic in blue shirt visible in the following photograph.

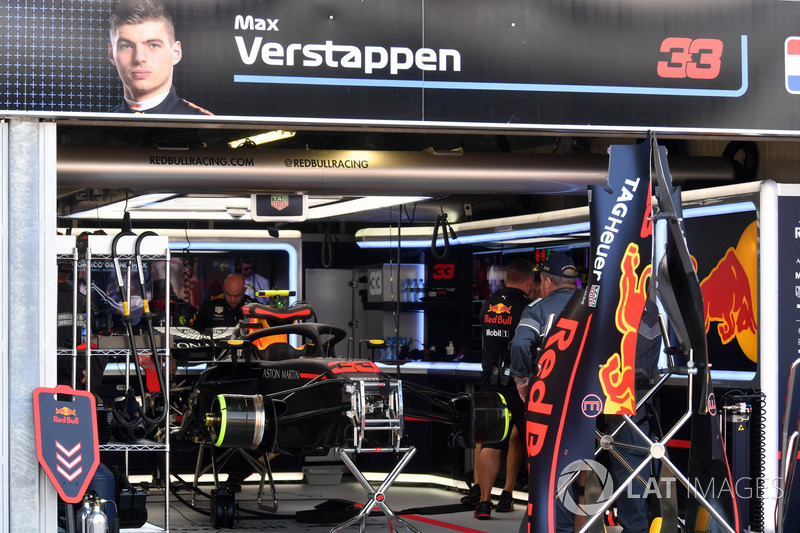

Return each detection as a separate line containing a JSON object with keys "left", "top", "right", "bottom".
{"left": 509, "top": 252, "right": 579, "bottom": 401}
{"left": 509, "top": 252, "right": 578, "bottom": 533}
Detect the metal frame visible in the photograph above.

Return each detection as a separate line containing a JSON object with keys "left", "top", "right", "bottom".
{"left": 579, "top": 347, "right": 737, "bottom": 533}
{"left": 332, "top": 446, "right": 420, "bottom": 533}
{"left": 0, "top": 119, "right": 8, "bottom": 533}
{"left": 78, "top": 234, "right": 172, "bottom": 531}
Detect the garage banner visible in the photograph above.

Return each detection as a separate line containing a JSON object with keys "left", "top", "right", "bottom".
{"left": 524, "top": 138, "right": 653, "bottom": 531}
{"left": 3, "top": 0, "right": 800, "bottom": 133}
{"left": 33, "top": 385, "right": 100, "bottom": 504}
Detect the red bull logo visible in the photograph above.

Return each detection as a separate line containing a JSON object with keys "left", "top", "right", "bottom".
{"left": 485, "top": 303, "right": 513, "bottom": 324}
{"left": 487, "top": 303, "right": 512, "bottom": 314}
{"left": 699, "top": 221, "right": 758, "bottom": 362}
{"left": 598, "top": 242, "right": 651, "bottom": 416}
{"left": 54, "top": 406, "right": 79, "bottom": 424}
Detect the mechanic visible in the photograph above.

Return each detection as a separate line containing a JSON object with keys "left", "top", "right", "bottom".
{"left": 108, "top": 0, "right": 212, "bottom": 114}
{"left": 466, "top": 258, "right": 535, "bottom": 520}
{"left": 509, "top": 251, "right": 579, "bottom": 533}
{"left": 509, "top": 252, "right": 579, "bottom": 399}
{"left": 193, "top": 273, "right": 253, "bottom": 332}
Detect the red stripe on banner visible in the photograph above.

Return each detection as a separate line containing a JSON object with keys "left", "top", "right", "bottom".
{"left": 405, "top": 514, "right": 491, "bottom": 533}
{"left": 788, "top": 38, "right": 800, "bottom": 56}
{"left": 548, "top": 314, "right": 593, "bottom": 533}
{"left": 666, "top": 439, "right": 691, "bottom": 449}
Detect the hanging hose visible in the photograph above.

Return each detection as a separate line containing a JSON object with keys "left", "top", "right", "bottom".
{"left": 110, "top": 231, "right": 167, "bottom": 434}
{"left": 431, "top": 212, "right": 457, "bottom": 259}
{"left": 321, "top": 227, "right": 334, "bottom": 269}
{"left": 134, "top": 231, "right": 169, "bottom": 414}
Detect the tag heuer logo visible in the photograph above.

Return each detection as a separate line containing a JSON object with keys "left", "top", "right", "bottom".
{"left": 588, "top": 285, "right": 600, "bottom": 308}
{"left": 271, "top": 195, "right": 289, "bottom": 211}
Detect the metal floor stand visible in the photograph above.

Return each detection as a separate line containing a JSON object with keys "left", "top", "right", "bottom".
{"left": 191, "top": 445, "right": 278, "bottom": 512}
{"left": 331, "top": 446, "right": 420, "bottom": 533}
{"left": 575, "top": 346, "right": 737, "bottom": 533}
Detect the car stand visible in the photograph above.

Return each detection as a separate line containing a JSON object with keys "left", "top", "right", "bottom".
{"left": 331, "top": 446, "right": 420, "bottom": 533}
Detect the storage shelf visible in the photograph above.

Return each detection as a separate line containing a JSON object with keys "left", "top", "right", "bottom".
{"left": 100, "top": 440, "right": 167, "bottom": 452}
{"left": 57, "top": 348, "right": 168, "bottom": 357}
{"left": 57, "top": 234, "right": 172, "bottom": 531}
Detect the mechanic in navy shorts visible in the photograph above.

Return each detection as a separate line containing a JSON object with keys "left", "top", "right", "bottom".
{"left": 465, "top": 258, "right": 537, "bottom": 520}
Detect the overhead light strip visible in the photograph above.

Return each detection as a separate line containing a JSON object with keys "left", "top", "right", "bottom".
{"left": 227, "top": 130, "right": 296, "bottom": 148}
{"left": 64, "top": 194, "right": 429, "bottom": 221}
{"left": 308, "top": 196, "right": 428, "bottom": 219}
{"left": 356, "top": 200, "right": 757, "bottom": 249}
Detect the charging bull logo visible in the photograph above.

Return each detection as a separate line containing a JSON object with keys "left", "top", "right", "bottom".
{"left": 598, "top": 243, "right": 651, "bottom": 415}
{"left": 487, "top": 303, "right": 512, "bottom": 314}
{"left": 485, "top": 303, "right": 513, "bottom": 325}
{"left": 699, "top": 221, "right": 758, "bottom": 362}
{"left": 55, "top": 407, "right": 77, "bottom": 417}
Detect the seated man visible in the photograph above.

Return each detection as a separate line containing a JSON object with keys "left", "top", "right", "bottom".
{"left": 193, "top": 274, "right": 253, "bottom": 333}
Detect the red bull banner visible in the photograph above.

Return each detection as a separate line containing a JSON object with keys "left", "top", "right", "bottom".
{"left": 686, "top": 213, "right": 759, "bottom": 380}
{"left": 33, "top": 385, "right": 100, "bottom": 504}
{"left": 524, "top": 139, "right": 653, "bottom": 532}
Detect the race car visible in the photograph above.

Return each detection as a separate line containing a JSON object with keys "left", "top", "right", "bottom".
{"left": 174, "top": 302, "right": 509, "bottom": 528}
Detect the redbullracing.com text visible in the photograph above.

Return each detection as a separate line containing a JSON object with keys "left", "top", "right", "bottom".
{"left": 149, "top": 156, "right": 255, "bottom": 167}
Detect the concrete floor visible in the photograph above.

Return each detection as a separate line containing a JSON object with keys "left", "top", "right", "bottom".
{"left": 128, "top": 475, "right": 531, "bottom": 533}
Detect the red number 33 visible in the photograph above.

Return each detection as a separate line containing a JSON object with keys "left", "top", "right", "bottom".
{"left": 433, "top": 263, "right": 454, "bottom": 280}
{"left": 657, "top": 37, "right": 723, "bottom": 80}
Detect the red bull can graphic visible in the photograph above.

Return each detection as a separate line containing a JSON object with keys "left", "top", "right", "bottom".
{"left": 699, "top": 221, "right": 758, "bottom": 363}
{"left": 598, "top": 242, "right": 651, "bottom": 416}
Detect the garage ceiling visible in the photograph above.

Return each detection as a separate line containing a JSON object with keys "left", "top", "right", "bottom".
{"left": 55, "top": 122, "right": 747, "bottom": 239}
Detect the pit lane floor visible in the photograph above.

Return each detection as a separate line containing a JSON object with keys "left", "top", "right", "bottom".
{"left": 129, "top": 475, "right": 535, "bottom": 533}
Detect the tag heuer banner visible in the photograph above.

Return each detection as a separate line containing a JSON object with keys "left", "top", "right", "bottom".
{"left": 4, "top": 0, "right": 800, "bottom": 134}
{"left": 33, "top": 385, "right": 100, "bottom": 504}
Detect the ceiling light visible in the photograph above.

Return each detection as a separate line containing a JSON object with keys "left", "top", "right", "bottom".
{"left": 307, "top": 196, "right": 428, "bottom": 219}
{"left": 228, "top": 130, "right": 296, "bottom": 148}
{"left": 355, "top": 198, "right": 759, "bottom": 249}
{"left": 62, "top": 194, "right": 429, "bottom": 223}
